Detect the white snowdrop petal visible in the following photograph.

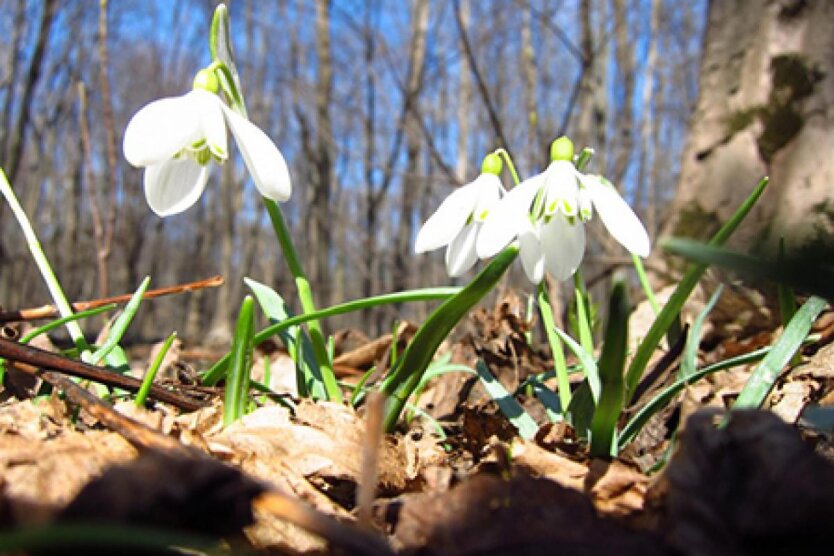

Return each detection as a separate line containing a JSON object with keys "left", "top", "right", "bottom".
{"left": 415, "top": 182, "right": 482, "bottom": 253}
{"left": 445, "top": 223, "right": 479, "bottom": 277}
{"left": 541, "top": 214, "right": 585, "bottom": 281}
{"left": 190, "top": 90, "right": 228, "bottom": 161}
{"left": 123, "top": 95, "right": 202, "bottom": 167}
{"left": 583, "top": 176, "right": 650, "bottom": 257}
{"left": 143, "top": 158, "right": 209, "bottom": 216}
{"left": 221, "top": 104, "right": 292, "bottom": 202}
{"left": 476, "top": 176, "right": 540, "bottom": 258}
{"left": 471, "top": 173, "right": 504, "bottom": 222}
{"left": 518, "top": 222, "right": 545, "bottom": 284}
{"left": 543, "top": 160, "right": 579, "bottom": 217}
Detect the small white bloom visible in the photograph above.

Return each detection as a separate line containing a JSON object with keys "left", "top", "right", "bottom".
{"left": 415, "top": 172, "right": 503, "bottom": 277}
{"left": 477, "top": 140, "right": 649, "bottom": 283}
{"left": 123, "top": 79, "right": 291, "bottom": 216}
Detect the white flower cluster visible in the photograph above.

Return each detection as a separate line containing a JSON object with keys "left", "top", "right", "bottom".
{"left": 416, "top": 139, "right": 650, "bottom": 283}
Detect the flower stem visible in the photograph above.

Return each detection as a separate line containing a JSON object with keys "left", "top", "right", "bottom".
{"left": 573, "top": 269, "right": 594, "bottom": 356}
{"left": 537, "top": 283, "right": 571, "bottom": 414}
{"left": 494, "top": 148, "right": 520, "bottom": 186}
{"left": 632, "top": 254, "right": 659, "bottom": 314}
{"left": 0, "top": 169, "right": 92, "bottom": 360}
{"left": 264, "top": 199, "right": 342, "bottom": 402}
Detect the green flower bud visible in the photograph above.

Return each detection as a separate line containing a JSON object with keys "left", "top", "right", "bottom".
{"left": 193, "top": 69, "right": 220, "bottom": 93}
{"left": 480, "top": 153, "right": 503, "bottom": 176}
{"left": 550, "top": 136, "right": 575, "bottom": 162}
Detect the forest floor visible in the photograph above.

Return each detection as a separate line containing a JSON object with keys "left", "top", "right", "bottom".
{"left": 1, "top": 289, "right": 834, "bottom": 555}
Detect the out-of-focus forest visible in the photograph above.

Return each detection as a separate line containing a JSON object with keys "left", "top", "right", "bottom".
{"left": 0, "top": 0, "right": 705, "bottom": 341}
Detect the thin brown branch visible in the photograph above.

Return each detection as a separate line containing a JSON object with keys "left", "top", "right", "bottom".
{"left": 0, "top": 275, "right": 224, "bottom": 323}
{"left": 452, "top": 0, "right": 514, "bottom": 162}
{"left": 0, "top": 337, "right": 205, "bottom": 411}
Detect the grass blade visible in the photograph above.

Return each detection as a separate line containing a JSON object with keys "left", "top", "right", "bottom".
{"left": 135, "top": 331, "right": 177, "bottom": 407}
{"left": 474, "top": 359, "right": 538, "bottom": 440}
{"left": 90, "top": 277, "right": 150, "bottom": 365}
{"left": 733, "top": 295, "right": 826, "bottom": 409}
{"left": 552, "top": 326, "right": 600, "bottom": 402}
{"left": 680, "top": 285, "right": 723, "bottom": 380}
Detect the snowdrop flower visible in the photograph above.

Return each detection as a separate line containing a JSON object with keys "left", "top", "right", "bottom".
{"left": 477, "top": 136, "right": 650, "bottom": 282}
{"left": 415, "top": 153, "right": 504, "bottom": 277}
{"left": 123, "top": 68, "right": 291, "bottom": 216}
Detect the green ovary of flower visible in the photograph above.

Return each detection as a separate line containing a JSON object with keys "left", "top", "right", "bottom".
{"left": 480, "top": 153, "right": 503, "bottom": 176}
{"left": 192, "top": 68, "right": 220, "bottom": 94}
{"left": 550, "top": 136, "right": 575, "bottom": 162}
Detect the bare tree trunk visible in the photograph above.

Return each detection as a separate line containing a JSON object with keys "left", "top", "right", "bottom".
{"left": 659, "top": 0, "right": 834, "bottom": 266}
{"left": 309, "top": 0, "right": 334, "bottom": 307}
{"left": 610, "top": 0, "right": 635, "bottom": 184}
{"left": 636, "top": 0, "right": 659, "bottom": 235}
{"left": 521, "top": 3, "right": 542, "bottom": 167}
{"left": 455, "top": 0, "right": 472, "bottom": 182}
{"left": 393, "top": 0, "right": 430, "bottom": 294}
{"left": 4, "top": 0, "right": 57, "bottom": 184}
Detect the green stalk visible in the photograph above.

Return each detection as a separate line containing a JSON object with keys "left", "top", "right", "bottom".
{"left": 0, "top": 169, "right": 92, "bottom": 360}
{"left": 264, "top": 200, "right": 341, "bottom": 402}
{"left": 573, "top": 270, "right": 594, "bottom": 355}
{"left": 381, "top": 245, "right": 519, "bottom": 432}
{"left": 632, "top": 253, "right": 659, "bottom": 314}
{"left": 537, "top": 283, "right": 572, "bottom": 412}
{"left": 494, "top": 147, "right": 520, "bottom": 186}
{"left": 135, "top": 331, "right": 177, "bottom": 407}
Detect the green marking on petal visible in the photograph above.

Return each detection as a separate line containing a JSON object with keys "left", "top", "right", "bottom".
{"left": 560, "top": 200, "right": 574, "bottom": 214}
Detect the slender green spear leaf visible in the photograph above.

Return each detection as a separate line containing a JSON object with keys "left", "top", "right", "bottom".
{"left": 589, "top": 278, "right": 629, "bottom": 458}
{"left": 552, "top": 326, "right": 600, "bottom": 402}
{"left": 734, "top": 295, "right": 826, "bottom": 409}
{"left": 91, "top": 277, "right": 150, "bottom": 365}
{"left": 201, "top": 287, "right": 460, "bottom": 386}
{"left": 680, "top": 285, "right": 723, "bottom": 380}
{"left": 474, "top": 359, "right": 538, "bottom": 440}
{"left": 381, "top": 245, "right": 518, "bottom": 432}
{"left": 244, "top": 277, "right": 324, "bottom": 400}
{"left": 135, "top": 331, "right": 177, "bottom": 407}
{"left": 625, "top": 177, "right": 768, "bottom": 400}
{"left": 619, "top": 344, "right": 776, "bottom": 449}
{"left": 224, "top": 296, "right": 255, "bottom": 426}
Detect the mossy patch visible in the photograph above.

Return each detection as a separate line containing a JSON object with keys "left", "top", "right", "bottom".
{"left": 723, "top": 53, "right": 824, "bottom": 162}
{"left": 672, "top": 203, "right": 721, "bottom": 241}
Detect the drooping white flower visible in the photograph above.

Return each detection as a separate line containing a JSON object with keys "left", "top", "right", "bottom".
{"left": 123, "top": 69, "right": 291, "bottom": 216}
{"left": 477, "top": 137, "right": 650, "bottom": 283}
{"left": 415, "top": 154, "right": 504, "bottom": 277}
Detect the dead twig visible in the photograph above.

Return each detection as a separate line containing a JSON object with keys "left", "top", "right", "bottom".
{"left": 0, "top": 337, "right": 205, "bottom": 411}
{"left": 0, "top": 275, "right": 224, "bottom": 323}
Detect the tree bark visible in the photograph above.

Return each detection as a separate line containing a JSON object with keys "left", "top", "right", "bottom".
{"left": 659, "top": 0, "right": 834, "bottom": 267}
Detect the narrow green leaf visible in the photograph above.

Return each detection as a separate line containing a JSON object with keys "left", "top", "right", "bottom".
{"left": 135, "top": 331, "right": 177, "bottom": 407}
{"left": 528, "top": 377, "right": 563, "bottom": 422}
{"left": 474, "top": 359, "right": 538, "bottom": 440}
{"left": 91, "top": 277, "right": 150, "bottom": 365}
{"left": 589, "top": 278, "right": 629, "bottom": 458}
{"left": 224, "top": 296, "right": 255, "bottom": 426}
{"left": 680, "top": 285, "right": 723, "bottom": 380}
{"left": 625, "top": 177, "right": 768, "bottom": 400}
{"left": 381, "top": 245, "right": 518, "bottom": 432}
{"left": 244, "top": 277, "right": 325, "bottom": 399}
{"left": 552, "top": 326, "right": 600, "bottom": 402}
{"left": 619, "top": 346, "right": 772, "bottom": 449}
{"left": 201, "top": 286, "right": 460, "bottom": 386}
{"left": 733, "top": 295, "right": 826, "bottom": 409}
